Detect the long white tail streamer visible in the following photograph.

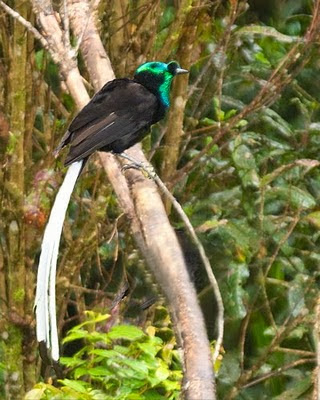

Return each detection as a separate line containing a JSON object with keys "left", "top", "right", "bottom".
{"left": 35, "top": 160, "right": 83, "bottom": 361}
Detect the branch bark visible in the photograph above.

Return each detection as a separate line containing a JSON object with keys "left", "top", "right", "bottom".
{"left": 160, "top": 3, "right": 199, "bottom": 190}
{"left": 31, "top": 0, "right": 216, "bottom": 397}
{"left": 2, "top": 1, "right": 36, "bottom": 396}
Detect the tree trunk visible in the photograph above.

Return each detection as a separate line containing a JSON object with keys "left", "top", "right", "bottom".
{"left": 0, "top": 1, "right": 36, "bottom": 397}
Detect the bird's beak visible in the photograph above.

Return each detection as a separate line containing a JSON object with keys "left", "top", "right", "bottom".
{"left": 176, "top": 68, "right": 189, "bottom": 75}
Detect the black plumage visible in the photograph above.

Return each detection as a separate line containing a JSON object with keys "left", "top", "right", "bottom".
{"left": 56, "top": 80, "right": 163, "bottom": 166}
{"left": 55, "top": 61, "right": 188, "bottom": 166}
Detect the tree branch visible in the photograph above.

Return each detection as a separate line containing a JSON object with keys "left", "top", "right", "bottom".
{"left": 152, "top": 171, "right": 224, "bottom": 365}
{"left": 0, "top": 0, "right": 48, "bottom": 50}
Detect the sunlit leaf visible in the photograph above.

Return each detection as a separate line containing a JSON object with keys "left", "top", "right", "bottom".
{"left": 305, "top": 211, "right": 320, "bottom": 228}
{"left": 266, "top": 186, "right": 316, "bottom": 210}
{"left": 221, "top": 262, "right": 249, "bottom": 319}
{"left": 25, "top": 387, "right": 46, "bottom": 400}
{"left": 59, "top": 379, "right": 89, "bottom": 394}
{"left": 108, "top": 325, "right": 146, "bottom": 341}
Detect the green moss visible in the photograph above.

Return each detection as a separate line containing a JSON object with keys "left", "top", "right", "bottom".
{"left": 13, "top": 288, "right": 25, "bottom": 303}
{"left": 0, "top": 325, "right": 24, "bottom": 398}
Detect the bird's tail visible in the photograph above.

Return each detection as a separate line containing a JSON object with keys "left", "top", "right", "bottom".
{"left": 35, "top": 160, "right": 83, "bottom": 361}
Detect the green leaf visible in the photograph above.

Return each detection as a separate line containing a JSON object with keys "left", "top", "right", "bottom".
{"left": 90, "top": 349, "right": 119, "bottom": 358}
{"left": 306, "top": 211, "right": 320, "bottom": 228}
{"left": 221, "top": 262, "right": 249, "bottom": 319}
{"left": 288, "top": 273, "right": 308, "bottom": 317}
{"left": 143, "top": 390, "right": 169, "bottom": 399}
{"left": 113, "top": 345, "right": 131, "bottom": 354}
{"left": 59, "top": 379, "right": 89, "bottom": 394}
{"left": 62, "top": 329, "right": 88, "bottom": 343}
{"left": 88, "top": 367, "right": 113, "bottom": 377}
{"left": 137, "top": 342, "right": 161, "bottom": 357}
{"left": 35, "top": 49, "right": 45, "bottom": 70}
{"left": 154, "top": 364, "right": 170, "bottom": 382}
{"left": 218, "top": 351, "right": 241, "bottom": 386}
{"left": 261, "top": 108, "right": 293, "bottom": 138}
{"left": 239, "top": 169, "right": 260, "bottom": 189}
{"left": 266, "top": 186, "right": 316, "bottom": 210}
{"left": 232, "top": 144, "right": 256, "bottom": 170}
{"left": 219, "top": 220, "right": 259, "bottom": 256}
{"left": 74, "top": 367, "right": 90, "bottom": 380}
{"left": 60, "top": 356, "right": 86, "bottom": 368}
{"left": 255, "top": 52, "right": 271, "bottom": 66}
{"left": 120, "top": 358, "right": 149, "bottom": 376}
{"left": 162, "top": 379, "right": 181, "bottom": 392}
{"left": 200, "top": 117, "right": 216, "bottom": 126}
{"left": 77, "top": 311, "right": 110, "bottom": 328}
{"left": 25, "top": 387, "right": 46, "bottom": 400}
{"left": 108, "top": 325, "right": 145, "bottom": 341}
{"left": 274, "top": 377, "right": 312, "bottom": 399}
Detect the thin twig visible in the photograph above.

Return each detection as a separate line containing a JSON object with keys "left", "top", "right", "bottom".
{"left": 0, "top": 0, "right": 49, "bottom": 50}
{"left": 275, "top": 346, "right": 314, "bottom": 358}
{"left": 243, "top": 358, "right": 315, "bottom": 389}
{"left": 120, "top": 153, "right": 224, "bottom": 363}
{"left": 62, "top": 0, "right": 71, "bottom": 48}
{"left": 153, "top": 172, "right": 224, "bottom": 364}
{"left": 72, "top": 10, "right": 90, "bottom": 56}
{"left": 264, "top": 213, "right": 300, "bottom": 278}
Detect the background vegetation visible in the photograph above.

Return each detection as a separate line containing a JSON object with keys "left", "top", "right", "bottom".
{"left": 1, "top": 0, "right": 320, "bottom": 398}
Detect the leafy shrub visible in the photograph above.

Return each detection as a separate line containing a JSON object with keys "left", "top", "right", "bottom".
{"left": 26, "top": 312, "right": 182, "bottom": 400}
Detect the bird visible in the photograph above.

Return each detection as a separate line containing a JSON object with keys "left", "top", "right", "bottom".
{"left": 35, "top": 61, "right": 188, "bottom": 361}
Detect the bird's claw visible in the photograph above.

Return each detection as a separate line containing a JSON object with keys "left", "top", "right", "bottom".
{"left": 121, "top": 162, "right": 156, "bottom": 179}
{"left": 121, "top": 163, "right": 139, "bottom": 172}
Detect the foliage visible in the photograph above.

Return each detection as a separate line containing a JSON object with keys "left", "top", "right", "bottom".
{"left": 26, "top": 312, "right": 182, "bottom": 400}
{"left": 174, "top": 1, "right": 320, "bottom": 398}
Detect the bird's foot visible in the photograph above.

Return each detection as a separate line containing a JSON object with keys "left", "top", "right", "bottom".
{"left": 121, "top": 162, "right": 156, "bottom": 179}
{"left": 118, "top": 153, "right": 156, "bottom": 179}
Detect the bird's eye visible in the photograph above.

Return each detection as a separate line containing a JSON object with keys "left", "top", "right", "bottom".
{"left": 149, "top": 62, "right": 158, "bottom": 69}
{"left": 167, "top": 61, "right": 180, "bottom": 75}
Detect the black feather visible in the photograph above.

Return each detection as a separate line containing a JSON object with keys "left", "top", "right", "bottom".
{"left": 56, "top": 79, "right": 165, "bottom": 166}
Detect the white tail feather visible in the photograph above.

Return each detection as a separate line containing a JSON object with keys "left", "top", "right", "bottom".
{"left": 35, "top": 160, "right": 83, "bottom": 361}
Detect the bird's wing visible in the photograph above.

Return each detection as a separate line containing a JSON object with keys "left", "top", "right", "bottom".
{"left": 64, "top": 112, "right": 151, "bottom": 165}
{"left": 68, "top": 79, "right": 127, "bottom": 132}
{"left": 55, "top": 79, "right": 158, "bottom": 158}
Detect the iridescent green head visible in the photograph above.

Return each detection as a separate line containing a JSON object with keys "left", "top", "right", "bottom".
{"left": 134, "top": 61, "right": 188, "bottom": 108}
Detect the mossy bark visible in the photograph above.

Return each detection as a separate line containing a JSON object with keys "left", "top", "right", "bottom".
{"left": 0, "top": 1, "right": 36, "bottom": 397}
{"left": 160, "top": 4, "right": 200, "bottom": 212}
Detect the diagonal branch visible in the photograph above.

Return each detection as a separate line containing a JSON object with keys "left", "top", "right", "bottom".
{"left": 0, "top": 0, "right": 48, "bottom": 50}
{"left": 152, "top": 172, "right": 224, "bottom": 365}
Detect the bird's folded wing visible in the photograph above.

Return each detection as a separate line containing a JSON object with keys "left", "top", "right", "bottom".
{"left": 65, "top": 112, "right": 151, "bottom": 164}
{"left": 56, "top": 80, "right": 158, "bottom": 162}
{"left": 68, "top": 79, "right": 130, "bottom": 132}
